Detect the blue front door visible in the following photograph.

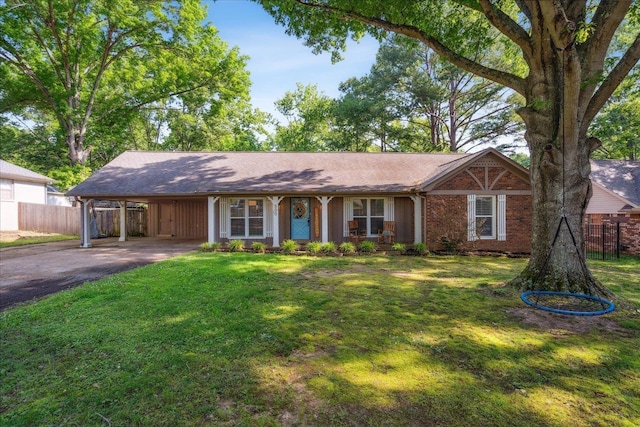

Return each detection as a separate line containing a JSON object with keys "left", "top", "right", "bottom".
{"left": 291, "top": 197, "right": 310, "bottom": 240}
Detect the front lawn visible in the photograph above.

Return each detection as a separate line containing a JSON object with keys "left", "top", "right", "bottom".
{"left": 1, "top": 253, "right": 638, "bottom": 426}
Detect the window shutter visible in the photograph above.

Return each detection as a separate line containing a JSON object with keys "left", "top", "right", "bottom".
{"left": 265, "top": 198, "right": 273, "bottom": 238}
{"left": 384, "top": 197, "right": 395, "bottom": 221}
{"left": 219, "top": 197, "right": 229, "bottom": 238}
{"left": 497, "top": 194, "right": 506, "bottom": 241}
{"left": 343, "top": 197, "right": 353, "bottom": 237}
{"left": 467, "top": 195, "right": 477, "bottom": 241}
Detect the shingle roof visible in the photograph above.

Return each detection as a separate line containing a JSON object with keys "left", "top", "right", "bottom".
{"left": 590, "top": 159, "right": 640, "bottom": 207}
{"left": 0, "top": 159, "right": 52, "bottom": 184}
{"left": 67, "top": 150, "right": 471, "bottom": 198}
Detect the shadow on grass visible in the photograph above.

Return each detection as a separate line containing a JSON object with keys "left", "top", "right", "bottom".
{"left": 1, "top": 253, "right": 638, "bottom": 426}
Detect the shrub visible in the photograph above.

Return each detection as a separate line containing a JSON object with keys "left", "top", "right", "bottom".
{"left": 306, "top": 241, "right": 323, "bottom": 255}
{"left": 440, "top": 236, "right": 461, "bottom": 253}
{"left": 251, "top": 241, "right": 266, "bottom": 253}
{"left": 280, "top": 239, "right": 299, "bottom": 254}
{"left": 338, "top": 241, "right": 356, "bottom": 254}
{"left": 199, "top": 242, "right": 221, "bottom": 252}
{"left": 358, "top": 240, "right": 376, "bottom": 253}
{"left": 228, "top": 239, "right": 245, "bottom": 252}
{"left": 321, "top": 241, "right": 337, "bottom": 253}
{"left": 391, "top": 242, "right": 406, "bottom": 252}
{"left": 414, "top": 242, "right": 429, "bottom": 255}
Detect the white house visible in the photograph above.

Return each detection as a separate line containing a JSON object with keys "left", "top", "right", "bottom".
{"left": 0, "top": 159, "right": 53, "bottom": 231}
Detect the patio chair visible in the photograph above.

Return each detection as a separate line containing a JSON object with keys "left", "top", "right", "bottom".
{"left": 377, "top": 221, "right": 395, "bottom": 244}
{"left": 348, "top": 220, "right": 362, "bottom": 244}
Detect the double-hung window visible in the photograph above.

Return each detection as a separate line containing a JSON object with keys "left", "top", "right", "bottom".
{"left": 467, "top": 194, "right": 506, "bottom": 241}
{"left": 475, "top": 196, "right": 495, "bottom": 239}
{"left": 352, "top": 198, "right": 384, "bottom": 236}
{"left": 0, "top": 179, "right": 14, "bottom": 201}
{"left": 230, "top": 198, "right": 264, "bottom": 238}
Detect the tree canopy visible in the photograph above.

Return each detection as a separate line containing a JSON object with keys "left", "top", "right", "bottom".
{"left": 0, "top": 0, "right": 259, "bottom": 167}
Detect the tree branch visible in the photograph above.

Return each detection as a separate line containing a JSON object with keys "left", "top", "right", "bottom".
{"left": 583, "top": 32, "right": 640, "bottom": 132}
{"left": 292, "top": 0, "right": 527, "bottom": 96}
{"left": 477, "top": 0, "right": 532, "bottom": 60}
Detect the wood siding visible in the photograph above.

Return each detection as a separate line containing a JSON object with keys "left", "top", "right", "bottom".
{"left": 148, "top": 200, "right": 207, "bottom": 239}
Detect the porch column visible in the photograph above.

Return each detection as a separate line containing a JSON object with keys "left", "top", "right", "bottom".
{"left": 315, "top": 196, "right": 334, "bottom": 243}
{"left": 208, "top": 196, "right": 219, "bottom": 244}
{"left": 118, "top": 201, "right": 127, "bottom": 242}
{"left": 268, "top": 196, "right": 284, "bottom": 247}
{"left": 80, "top": 199, "right": 92, "bottom": 248}
{"left": 410, "top": 195, "right": 423, "bottom": 244}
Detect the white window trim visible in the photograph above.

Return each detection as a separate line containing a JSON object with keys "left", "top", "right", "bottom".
{"left": 0, "top": 179, "right": 14, "bottom": 201}
{"left": 352, "top": 197, "right": 385, "bottom": 237}
{"left": 476, "top": 195, "right": 496, "bottom": 240}
{"left": 467, "top": 194, "right": 506, "bottom": 241}
{"left": 229, "top": 198, "right": 266, "bottom": 239}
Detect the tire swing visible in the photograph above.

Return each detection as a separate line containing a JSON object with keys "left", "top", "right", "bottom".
{"left": 520, "top": 43, "right": 614, "bottom": 317}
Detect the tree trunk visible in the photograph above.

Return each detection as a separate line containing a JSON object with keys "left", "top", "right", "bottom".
{"left": 510, "top": 46, "right": 611, "bottom": 297}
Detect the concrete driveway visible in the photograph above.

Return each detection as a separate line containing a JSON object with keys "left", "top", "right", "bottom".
{"left": 0, "top": 237, "right": 200, "bottom": 310}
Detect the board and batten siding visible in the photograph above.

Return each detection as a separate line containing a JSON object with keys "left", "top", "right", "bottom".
{"left": 148, "top": 200, "right": 208, "bottom": 239}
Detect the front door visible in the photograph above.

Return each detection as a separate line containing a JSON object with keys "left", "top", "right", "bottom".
{"left": 291, "top": 197, "right": 310, "bottom": 240}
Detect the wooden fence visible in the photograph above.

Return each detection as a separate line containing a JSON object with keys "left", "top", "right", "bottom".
{"left": 18, "top": 203, "right": 147, "bottom": 237}
{"left": 18, "top": 203, "right": 80, "bottom": 235}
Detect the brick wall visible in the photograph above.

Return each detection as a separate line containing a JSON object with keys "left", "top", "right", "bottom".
{"left": 425, "top": 194, "right": 532, "bottom": 253}
{"left": 585, "top": 213, "right": 640, "bottom": 256}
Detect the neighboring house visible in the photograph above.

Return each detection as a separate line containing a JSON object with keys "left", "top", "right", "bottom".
{"left": 587, "top": 159, "right": 640, "bottom": 256}
{"left": 47, "top": 185, "right": 73, "bottom": 207}
{"left": 0, "top": 159, "right": 54, "bottom": 231}
{"left": 67, "top": 148, "right": 532, "bottom": 252}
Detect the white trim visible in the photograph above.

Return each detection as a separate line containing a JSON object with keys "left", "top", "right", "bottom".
{"left": 219, "top": 197, "right": 229, "bottom": 238}
{"left": 228, "top": 197, "right": 267, "bottom": 239}
{"left": 267, "top": 196, "right": 284, "bottom": 247}
{"left": 497, "top": 194, "right": 506, "bottom": 241}
{"left": 80, "top": 199, "right": 92, "bottom": 248}
{"left": 208, "top": 196, "right": 219, "bottom": 244}
{"left": 410, "top": 195, "right": 423, "bottom": 244}
{"left": 315, "top": 196, "right": 334, "bottom": 243}
{"left": 118, "top": 201, "right": 127, "bottom": 242}
{"left": 467, "top": 194, "right": 477, "bottom": 241}
{"left": 343, "top": 197, "right": 353, "bottom": 237}
{"left": 384, "top": 197, "right": 395, "bottom": 221}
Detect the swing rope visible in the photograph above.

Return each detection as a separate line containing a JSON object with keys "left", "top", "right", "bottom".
{"left": 520, "top": 44, "right": 614, "bottom": 316}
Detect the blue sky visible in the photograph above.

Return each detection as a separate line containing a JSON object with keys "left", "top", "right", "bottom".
{"left": 204, "top": 0, "right": 379, "bottom": 120}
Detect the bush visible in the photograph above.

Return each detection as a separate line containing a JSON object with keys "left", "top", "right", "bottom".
{"left": 306, "top": 241, "right": 323, "bottom": 255}
{"left": 338, "top": 241, "right": 356, "bottom": 254}
{"left": 440, "top": 237, "right": 461, "bottom": 253}
{"left": 281, "top": 239, "right": 299, "bottom": 254}
{"left": 251, "top": 241, "right": 266, "bottom": 253}
{"left": 321, "top": 241, "right": 337, "bottom": 253}
{"left": 358, "top": 240, "right": 377, "bottom": 253}
{"left": 228, "top": 239, "right": 245, "bottom": 252}
{"left": 414, "top": 242, "right": 429, "bottom": 255}
{"left": 199, "top": 242, "right": 221, "bottom": 252}
{"left": 391, "top": 242, "right": 406, "bottom": 252}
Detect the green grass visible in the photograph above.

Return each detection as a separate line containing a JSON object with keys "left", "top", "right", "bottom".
{"left": 0, "top": 234, "right": 78, "bottom": 248}
{"left": 1, "top": 254, "right": 638, "bottom": 426}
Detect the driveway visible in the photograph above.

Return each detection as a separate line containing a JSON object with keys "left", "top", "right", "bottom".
{"left": 0, "top": 237, "right": 200, "bottom": 311}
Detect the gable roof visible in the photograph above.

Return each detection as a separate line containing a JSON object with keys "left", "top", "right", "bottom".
{"left": 0, "top": 159, "right": 52, "bottom": 184}
{"left": 590, "top": 159, "right": 640, "bottom": 208}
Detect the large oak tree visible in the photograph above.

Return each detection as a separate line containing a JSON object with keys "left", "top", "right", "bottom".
{"left": 0, "top": 0, "right": 250, "bottom": 166}
{"left": 259, "top": 0, "right": 640, "bottom": 293}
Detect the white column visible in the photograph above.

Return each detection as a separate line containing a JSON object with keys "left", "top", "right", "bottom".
{"left": 208, "top": 196, "right": 219, "bottom": 244}
{"left": 410, "top": 195, "right": 423, "bottom": 244}
{"left": 267, "top": 196, "right": 284, "bottom": 247}
{"left": 118, "top": 201, "right": 127, "bottom": 242}
{"left": 80, "top": 199, "right": 92, "bottom": 248}
{"left": 315, "top": 196, "right": 334, "bottom": 243}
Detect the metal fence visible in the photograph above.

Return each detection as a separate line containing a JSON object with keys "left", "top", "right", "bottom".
{"left": 584, "top": 222, "right": 620, "bottom": 260}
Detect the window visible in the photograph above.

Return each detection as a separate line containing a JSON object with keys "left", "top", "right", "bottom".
{"left": 352, "top": 198, "right": 384, "bottom": 236}
{"left": 475, "top": 196, "right": 495, "bottom": 239}
{"left": 230, "top": 198, "right": 264, "bottom": 237}
{"left": 0, "top": 179, "right": 14, "bottom": 201}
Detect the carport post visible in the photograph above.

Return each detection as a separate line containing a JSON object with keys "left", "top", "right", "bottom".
{"left": 208, "top": 196, "right": 219, "bottom": 244}
{"left": 80, "top": 199, "right": 92, "bottom": 248}
{"left": 119, "top": 201, "right": 127, "bottom": 242}
{"left": 268, "top": 196, "right": 284, "bottom": 247}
